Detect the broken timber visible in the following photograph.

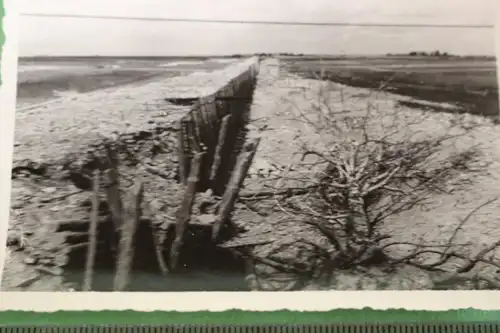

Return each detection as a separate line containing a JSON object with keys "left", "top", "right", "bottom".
{"left": 113, "top": 181, "right": 144, "bottom": 291}
{"left": 210, "top": 114, "right": 231, "bottom": 182}
{"left": 105, "top": 143, "right": 124, "bottom": 231}
{"left": 83, "top": 170, "right": 100, "bottom": 291}
{"left": 8, "top": 58, "right": 262, "bottom": 278}
{"left": 212, "top": 137, "right": 261, "bottom": 241}
{"left": 170, "top": 151, "right": 205, "bottom": 271}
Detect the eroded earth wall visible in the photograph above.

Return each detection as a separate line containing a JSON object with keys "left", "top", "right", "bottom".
{"left": 7, "top": 57, "right": 260, "bottom": 276}
{"left": 177, "top": 58, "right": 259, "bottom": 194}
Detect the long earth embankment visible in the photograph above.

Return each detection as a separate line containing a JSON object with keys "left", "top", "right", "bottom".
{"left": 6, "top": 57, "right": 500, "bottom": 292}
{"left": 7, "top": 57, "right": 260, "bottom": 282}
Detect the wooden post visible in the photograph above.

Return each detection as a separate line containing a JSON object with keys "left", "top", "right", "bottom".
{"left": 170, "top": 151, "right": 204, "bottom": 271}
{"left": 190, "top": 104, "right": 204, "bottom": 142}
{"left": 82, "top": 170, "right": 100, "bottom": 291}
{"left": 191, "top": 107, "right": 206, "bottom": 150}
{"left": 152, "top": 223, "right": 170, "bottom": 276}
{"left": 113, "top": 181, "right": 144, "bottom": 292}
{"left": 200, "top": 100, "right": 218, "bottom": 146}
{"left": 105, "top": 143, "right": 124, "bottom": 232}
{"left": 212, "top": 137, "right": 261, "bottom": 241}
{"left": 186, "top": 116, "right": 202, "bottom": 154}
{"left": 177, "top": 120, "right": 189, "bottom": 185}
{"left": 210, "top": 114, "right": 231, "bottom": 182}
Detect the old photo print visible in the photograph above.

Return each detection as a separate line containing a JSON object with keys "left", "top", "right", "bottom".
{"left": 0, "top": 0, "right": 499, "bottom": 311}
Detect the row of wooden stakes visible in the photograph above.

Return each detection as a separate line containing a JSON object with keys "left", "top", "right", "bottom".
{"left": 82, "top": 136, "right": 261, "bottom": 291}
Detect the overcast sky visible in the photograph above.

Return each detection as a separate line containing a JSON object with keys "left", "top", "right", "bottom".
{"left": 17, "top": 0, "right": 498, "bottom": 56}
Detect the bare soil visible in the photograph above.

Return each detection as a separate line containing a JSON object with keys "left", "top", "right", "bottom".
{"left": 235, "top": 59, "right": 500, "bottom": 290}
{"left": 3, "top": 58, "right": 257, "bottom": 291}
{"left": 4, "top": 57, "right": 500, "bottom": 291}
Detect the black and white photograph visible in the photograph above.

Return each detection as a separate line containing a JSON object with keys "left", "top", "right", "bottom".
{"left": 2, "top": 0, "right": 499, "bottom": 293}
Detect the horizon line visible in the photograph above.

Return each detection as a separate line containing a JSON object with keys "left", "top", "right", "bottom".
{"left": 18, "top": 53, "right": 497, "bottom": 59}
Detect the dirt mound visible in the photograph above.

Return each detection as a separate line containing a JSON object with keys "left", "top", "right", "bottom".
{"left": 227, "top": 58, "right": 500, "bottom": 290}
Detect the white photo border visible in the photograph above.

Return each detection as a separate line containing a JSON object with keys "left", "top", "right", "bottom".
{"left": 0, "top": 0, "right": 499, "bottom": 312}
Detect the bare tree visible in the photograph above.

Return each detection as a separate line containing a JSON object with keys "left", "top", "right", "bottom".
{"left": 226, "top": 77, "right": 498, "bottom": 290}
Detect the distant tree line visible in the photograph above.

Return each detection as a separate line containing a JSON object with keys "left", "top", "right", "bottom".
{"left": 228, "top": 52, "right": 307, "bottom": 58}
{"left": 387, "top": 50, "right": 451, "bottom": 57}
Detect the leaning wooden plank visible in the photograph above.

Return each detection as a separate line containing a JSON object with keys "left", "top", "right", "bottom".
{"left": 113, "top": 181, "right": 144, "bottom": 292}
{"left": 220, "top": 237, "right": 272, "bottom": 248}
{"left": 191, "top": 107, "right": 207, "bottom": 150}
{"left": 212, "top": 137, "right": 261, "bottom": 241}
{"left": 83, "top": 170, "right": 101, "bottom": 291}
{"left": 105, "top": 143, "right": 124, "bottom": 232}
{"left": 199, "top": 100, "right": 219, "bottom": 146}
{"left": 210, "top": 114, "right": 232, "bottom": 182}
{"left": 190, "top": 105, "right": 205, "bottom": 150}
{"left": 185, "top": 112, "right": 203, "bottom": 155}
{"left": 169, "top": 151, "right": 204, "bottom": 271}
{"left": 151, "top": 222, "right": 170, "bottom": 276}
{"left": 177, "top": 119, "right": 188, "bottom": 185}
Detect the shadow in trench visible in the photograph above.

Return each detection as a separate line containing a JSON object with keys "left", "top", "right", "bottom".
{"left": 62, "top": 69, "right": 259, "bottom": 291}
{"left": 62, "top": 219, "right": 249, "bottom": 291}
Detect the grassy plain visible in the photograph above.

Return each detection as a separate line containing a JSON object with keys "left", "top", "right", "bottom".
{"left": 283, "top": 56, "right": 499, "bottom": 117}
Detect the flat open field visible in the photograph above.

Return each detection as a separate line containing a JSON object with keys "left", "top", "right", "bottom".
{"left": 17, "top": 57, "right": 237, "bottom": 107}
{"left": 283, "top": 56, "right": 499, "bottom": 117}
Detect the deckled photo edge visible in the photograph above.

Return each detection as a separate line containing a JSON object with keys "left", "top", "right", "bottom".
{"left": 0, "top": 0, "right": 499, "bottom": 311}
{"left": 0, "top": 0, "right": 17, "bottom": 289}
